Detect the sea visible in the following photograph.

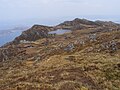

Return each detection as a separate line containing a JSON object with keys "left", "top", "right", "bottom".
{"left": 0, "top": 16, "right": 120, "bottom": 47}
{"left": 0, "top": 30, "right": 23, "bottom": 46}
{"left": 0, "top": 25, "right": 29, "bottom": 46}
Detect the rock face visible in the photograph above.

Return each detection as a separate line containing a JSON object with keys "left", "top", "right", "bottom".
{"left": 56, "top": 18, "right": 100, "bottom": 30}
{"left": 13, "top": 25, "right": 54, "bottom": 43}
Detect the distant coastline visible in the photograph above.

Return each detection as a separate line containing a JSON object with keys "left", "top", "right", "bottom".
{"left": 0, "top": 27, "right": 28, "bottom": 46}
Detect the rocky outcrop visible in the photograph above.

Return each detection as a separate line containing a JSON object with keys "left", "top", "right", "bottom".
{"left": 56, "top": 18, "right": 120, "bottom": 31}
{"left": 95, "top": 20, "right": 120, "bottom": 27}
{"left": 56, "top": 18, "right": 100, "bottom": 30}
{"left": 13, "top": 25, "right": 54, "bottom": 44}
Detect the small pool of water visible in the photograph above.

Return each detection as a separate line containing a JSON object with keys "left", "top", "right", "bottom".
{"left": 48, "top": 29, "right": 71, "bottom": 35}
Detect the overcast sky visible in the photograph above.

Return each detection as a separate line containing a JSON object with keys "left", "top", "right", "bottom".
{"left": 0, "top": 0, "right": 120, "bottom": 27}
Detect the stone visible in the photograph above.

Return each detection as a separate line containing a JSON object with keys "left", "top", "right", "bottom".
{"left": 64, "top": 43, "right": 75, "bottom": 51}
{"left": 88, "top": 33, "right": 97, "bottom": 42}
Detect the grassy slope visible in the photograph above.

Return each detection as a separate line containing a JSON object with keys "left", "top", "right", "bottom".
{"left": 0, "top": 28, "right": 120, "bottom": 90}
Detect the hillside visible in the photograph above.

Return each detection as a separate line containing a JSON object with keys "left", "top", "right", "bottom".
{"left": 0, "top": 18, "right": 120, "bottom": 90}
